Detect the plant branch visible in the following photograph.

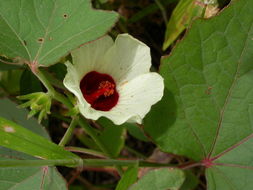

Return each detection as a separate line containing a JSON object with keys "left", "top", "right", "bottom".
{"left": 79, "top": 118, "right": 109, "bottom": 156}
{"left": 59, "top": 116, "right": 79, "bottom": 146}
{"left": 34, "top": 69, "right": 73, "bottom": 109}
{"left": 124, "top": 145, "right": 147, "bottom": 159}
{"left": 0, "top": 158, "right": 174, "bottom": 168}
{"left": 178, "top": 161, "right": 202, "bottom": 170}
{"left": 78, "top": 118, "right": 124, "bottom": 175}
{"left": 154, "top": 0, "right": 168, "bottom": 23}
{"left": 65, "top": 146, "right": 107, "bottom": 158}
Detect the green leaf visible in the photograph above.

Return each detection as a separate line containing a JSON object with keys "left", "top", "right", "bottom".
{"left": 0, "top": 69, "right": 23, "bottom": 94}
{"left": 48, "top": 63, "right": 67, "bottom": 81}
{"left": 129, "top": 168, "right": 185, "bottom": 190}
{"left": 0, "top": 99, "right": 69, "bottom": 189}
{"left": 163, "top": 0, "right": 204, "bottom": 50}
{"left": 0, "top": 62, "right": 22, "bottom": 71}
{"left": 0, "top": 116, "right": 78, "bottom": 160}
{"left": 0, "top": 0, "right": 118, "bottom": 67}
{"left": 0, "top": 99, "right": 79, "bottom": 160}
{"left": 115, "top": 166, "right": 138, "bottom": 190}
{"left": 0, "top": 163, "right": 68, "bottom": 190}
{"left": 97, "top": 118, "right": 125, "bottom": 158}
{"left": 0, "top": 56, "right": 23, "bottom": 71}
{"left": 0, "top": 99, "right": 48, "bottom": 138}
{"left": 180, "top": 171, "right": 199, "bottom": 190}
{"left": 145, "top": 0, "right": 253, "bottom": 189}
{"left": 124, "top": 123, "right": 149, "bottom": 142}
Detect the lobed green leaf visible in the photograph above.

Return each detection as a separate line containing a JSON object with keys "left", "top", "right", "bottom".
{"left": 0, "top": 0, "right": 118, "bottom": 67}
{"left": 145, "top": 0, "right": 253, "bottom": 189}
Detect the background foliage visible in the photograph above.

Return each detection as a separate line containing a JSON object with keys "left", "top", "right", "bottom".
{"left": 1, "top": 0, "right": 252, "bottom": 189}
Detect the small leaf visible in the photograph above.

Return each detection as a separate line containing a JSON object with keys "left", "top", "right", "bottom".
{"left": 18, "top": 92, "right": 52, "bottom": 123}
{"left": 97, "top": 118, "right": 125, "bottom": 158}
{"left": 129, "top": 168, "right": 185, "bottom": 190}
{"left": 0, "top": 0, "right": 118, "bottom": 67}
{"left": 180, "top": 171, "right": 199, "bottom": 190}
{"left": 123, "top": 123, "right": 149, "bottom": 142}
{"left": 115, "top": 166, "right": 138, "bottom": 190}
{"left": 163, "top": 0, "right": 205, "bottom": 50}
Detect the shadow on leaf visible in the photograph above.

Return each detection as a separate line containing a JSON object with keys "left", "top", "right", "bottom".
{"left": 144, "top": 88, "right": 177, "bottom": 140}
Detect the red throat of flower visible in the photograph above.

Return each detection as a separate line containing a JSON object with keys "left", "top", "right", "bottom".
{"left": 80, "top": 71, "right": 119, "bottom": 111}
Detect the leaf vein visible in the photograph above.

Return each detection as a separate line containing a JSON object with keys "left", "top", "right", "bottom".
{"left": 0, "top": 10, "right": 31, "bottom": 61}
{"left": 208, "top": 18, "right": 253, "bottom": 158}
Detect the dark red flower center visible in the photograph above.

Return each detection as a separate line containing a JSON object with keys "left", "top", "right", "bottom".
{"left": 80, "top": 71, "right": 119, "bottom": 111}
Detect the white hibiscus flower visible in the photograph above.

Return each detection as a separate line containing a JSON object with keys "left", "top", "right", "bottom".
{"left": 63, "top": 34, "right": 164, "bottom": 125}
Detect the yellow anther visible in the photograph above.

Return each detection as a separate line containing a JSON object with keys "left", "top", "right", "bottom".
{"left": 99, "top": 81, "right": 115, "bottom": 97}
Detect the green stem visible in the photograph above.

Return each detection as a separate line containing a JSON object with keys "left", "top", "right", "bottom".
{"left": 124, "top": 145, "right": 147, "bottom": 159}
{"left": 79, "top": 118, "right": 110, "bottom": 156}
{"left": 155, "top": 0, "right": 168, "bottom": 23}
{"left": 51, "top": 112, "right": 71, "bottom": 123}
{"left": 78, "top": 118, "right": 124, "bottom": 175}
{"left": 35, "top": 69, "right": 73, "bottom": 109}
{"left": 54, "top": 91, "right": 73, "bottom": 109}
{"left": 118, "top": 17, "right": 128, "bottom": 33}
{"left": 35, "top": 69, "right": 55, "bottom": 94}
{"left": 41, "top": 70, "right": 66, "bottom": 90}
{"left": 0, "top": 159, "right": 77, "bottom": 167}
{"left": 65, "top": 146, "right": 107, "bottom": 158}
{"left": 0, "top": 159, "right": 175, "bottom": 168}
{"left": 59, "top": 116, "right": 79, "bottom": 146}
{"left": 33, "top": 69, "right": 125, "bottom": 175}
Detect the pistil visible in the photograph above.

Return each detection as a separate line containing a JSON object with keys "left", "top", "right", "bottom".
{"left": 85, "top": 81, "right": 115, "bottom": 104}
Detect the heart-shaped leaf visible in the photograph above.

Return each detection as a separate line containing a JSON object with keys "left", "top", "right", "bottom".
{"left": 0, "top": 0, "right": 118, "bottom": 67}
{"left": 144, "top": 0, "right": 253, "bottom": 189}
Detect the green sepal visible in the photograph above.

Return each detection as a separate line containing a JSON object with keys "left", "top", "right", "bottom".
{"left": 17, "top": 92, "right": 52, "bottom": 123}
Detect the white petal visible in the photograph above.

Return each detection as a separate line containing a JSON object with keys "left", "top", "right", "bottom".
{"left": 63, "top": 61, "right": 102, "bottom": 120}
{"left": 101, "top": 73, "right": 164, "bottom": 125}
{"left": 63, "top": 61, "right": 104, "bottom": 121}
{"left": 101, "top": 34, "right": 151, "bottom": 84}
{"left": 63, "top": 61, "right": 88, "bottom": 107}
{"left": 71, "top": 35, "right": 114, "bottom": 80}
{"left": 63, "top": 34, "right": 164, "bottom": 125}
